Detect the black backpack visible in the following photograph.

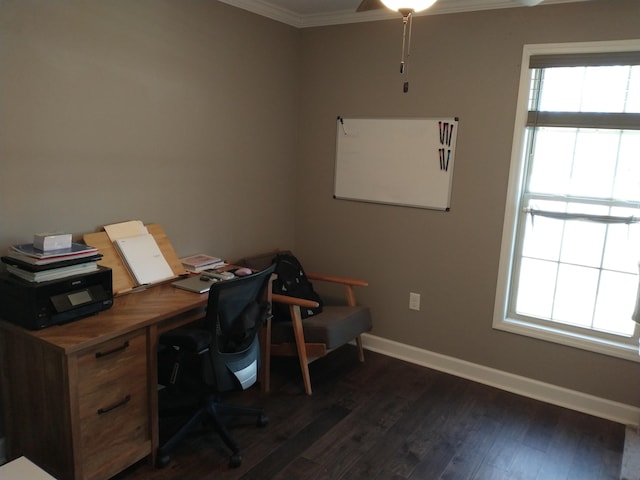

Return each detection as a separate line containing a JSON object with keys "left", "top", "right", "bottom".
{"left": 271, "top": 253, "right": 323, "bottom": 320}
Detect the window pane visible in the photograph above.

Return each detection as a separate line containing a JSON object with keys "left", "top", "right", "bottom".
{"left": 581, "top": 66, "right": 630, "bottom": 112}
{"left": 553, "top": 264, "right": 598, "bottom": 327}
{"left": 539, "top": 67, "right": 584, "bottom": 111}
{"left": 625, "top": 66, "right": 640, "bottom": 114}
{"left": 538, "top": 66, "right": 638, "bottom": 113}
{"left": 522, "top": 200, "right": 564, "bottom": 261}
{"left": 570, "top": 130, "right": 618, "bottom": 198}
{"left": 559, "top": 204, "right": 607, "bottom": 268}
{"left": 515, "top": 258, "right": 556, "bottom": 319}
{"left": 593, "top": 270, "right": 638, "bottom": 336}
{"left": 613, "top": 131, "right": 640, "bottom": 202}
{"left": 528, "top": 128, "right": 575, "bottom": 195}
{"left": 602, "top": 211, "right": 640, "bottom": 274}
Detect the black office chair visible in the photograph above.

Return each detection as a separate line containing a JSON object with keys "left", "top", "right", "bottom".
{"left": 156, "top": 264, "right": 275, "bottom": 468}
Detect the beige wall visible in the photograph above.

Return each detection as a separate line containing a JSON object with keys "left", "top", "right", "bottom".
{"left": 0, "top": 0, "right": 638, "bottom": 440}
{"left": 0, "top": 0, "right": 300, "bottom": 260}
{"left": 295, "top": 0, "right": 640, "bottom": 407}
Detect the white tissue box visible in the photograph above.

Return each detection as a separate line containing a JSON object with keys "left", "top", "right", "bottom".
{"left": 34, "top": 233, "right": 72, "bottom": 251}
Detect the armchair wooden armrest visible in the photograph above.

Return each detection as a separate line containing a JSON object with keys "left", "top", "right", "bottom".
{"left": 268, "top": 294, "right": 322, "bottom": 395}
{"left": 269, "top": 294, "right": 320, "bottom": 349}
{"left": 306, "top": 272, "right": 368, "bottom": 308}
{"left": 271, "top": 293, "right": 320, "bottom": 309}
{"left": 305, "top": 272, "right": 368, "bottom": 288}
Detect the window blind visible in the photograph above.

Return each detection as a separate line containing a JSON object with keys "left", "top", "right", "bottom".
{"left": 530, "top": 51, "right": 640, "bottom": 68}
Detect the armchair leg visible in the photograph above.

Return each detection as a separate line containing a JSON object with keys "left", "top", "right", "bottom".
{"left": 290, "top": 305, "right": 313, "bottom": 395}
{"left": 298, "top": 358, "right": 312, "bottom": 396}
{"left": 347, "top": 286, "right": 366, "bottom": 363}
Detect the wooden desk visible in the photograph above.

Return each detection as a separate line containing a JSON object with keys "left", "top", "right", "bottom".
{"left": 0, "top": 282, "right": 208, "bottom": 480}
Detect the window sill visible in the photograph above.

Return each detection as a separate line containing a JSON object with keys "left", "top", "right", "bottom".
{"left": 494, "top": 316, "right": 640, "bottom": 363}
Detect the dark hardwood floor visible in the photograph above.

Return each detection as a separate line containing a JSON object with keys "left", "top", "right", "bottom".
{"left": 114, "top": 346, "right": 624, "bottom": 480}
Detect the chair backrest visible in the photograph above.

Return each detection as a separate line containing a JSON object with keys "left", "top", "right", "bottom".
{"left": 203, "top": 264, "right": 275, "bottom": 391}
{"left": 236, "top": 249, "right": 287, "bottom": 272}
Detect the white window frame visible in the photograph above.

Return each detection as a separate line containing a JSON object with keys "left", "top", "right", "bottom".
{"left": 493, "top": 39, "right": 640, "bottom": 363}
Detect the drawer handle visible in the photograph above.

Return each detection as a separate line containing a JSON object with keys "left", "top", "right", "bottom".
{"left": 97, "top": 395, "right": 131, "bottom": 415}
{"left": 95, "top": 341, "right": 130, "bottom": 358}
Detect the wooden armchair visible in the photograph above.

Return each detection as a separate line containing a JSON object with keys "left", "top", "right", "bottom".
{"left": 237, "top": 251, "right": 372, "bottom": 395}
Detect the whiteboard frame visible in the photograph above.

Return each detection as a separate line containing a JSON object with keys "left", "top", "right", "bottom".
{"left": 334, "top": 116, "right": 458, "bottom": 211}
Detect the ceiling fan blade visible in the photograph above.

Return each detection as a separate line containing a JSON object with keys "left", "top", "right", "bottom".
{"left": 356, "top": 0, "right": 385, "bottom": 12}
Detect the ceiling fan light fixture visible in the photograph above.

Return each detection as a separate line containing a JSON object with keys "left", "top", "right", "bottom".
{"left": 380, "top": 0, "right": 437, "bottom": 13}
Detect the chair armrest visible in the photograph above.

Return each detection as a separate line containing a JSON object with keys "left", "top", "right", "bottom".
{"left": 270, "top": 294, "right": 316, "bottom": 354}
{"left": 305, "top": 272, "right": 368, "bottom": 288}
{"left": 272, "top": 293, "right": 320, "bottom": 309}
{"left": 306, "top": 272, "right": 368, "bottom": 307}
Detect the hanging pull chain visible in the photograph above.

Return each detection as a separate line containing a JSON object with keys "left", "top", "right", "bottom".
{"left": 400, "top": 13, "right": 408, "bottom": 74}
{"left": 399, "top": 9, "right": 413, "bottom": 93}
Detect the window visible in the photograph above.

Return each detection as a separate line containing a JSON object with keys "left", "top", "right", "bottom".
{"left": 494, "top": 40, "right": 640, "bottom": 361}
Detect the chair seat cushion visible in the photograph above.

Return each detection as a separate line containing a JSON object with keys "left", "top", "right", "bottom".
{"left": 271, "top": 305, "right": 372, "bottom": 349}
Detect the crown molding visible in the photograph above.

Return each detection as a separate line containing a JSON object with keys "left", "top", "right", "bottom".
{"left": 218, "top": 0, "right": 589, "bottom": 28}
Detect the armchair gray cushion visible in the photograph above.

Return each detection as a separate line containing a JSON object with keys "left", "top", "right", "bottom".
{"left": 271, "top": 305, "right": 372, "bottom": 349}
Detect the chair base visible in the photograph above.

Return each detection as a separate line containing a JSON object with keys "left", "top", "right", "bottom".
{"left": 156, "top": 393, "right": 268, "bottom": 469}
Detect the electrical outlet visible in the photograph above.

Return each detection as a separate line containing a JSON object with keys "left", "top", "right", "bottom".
{"left": 409, "top": 292, "right": 421, "bottom": 311}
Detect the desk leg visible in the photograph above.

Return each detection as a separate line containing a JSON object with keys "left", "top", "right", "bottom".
{"left": 147, "top": 325, "right": 160, "bottom": 467}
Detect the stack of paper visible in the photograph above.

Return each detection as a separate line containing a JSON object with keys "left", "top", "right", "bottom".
{"left": 104, "top": 220, "right": 147, "bottom": 240}
{"left": 5, "top": 262, "right": 98, "bottom": 282}
{"left": 181, "top": 254, "right": 225, "bottom": 273}
{"left": 8, "top": 242, "right": 99, "bottom": 264}
{"left": 2, "top": 242, "right": 102, "bottom": 282}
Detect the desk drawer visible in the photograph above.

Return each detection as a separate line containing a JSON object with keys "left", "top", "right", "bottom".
{"left": 77, "top": 331, "right": 150, "bottom": 480}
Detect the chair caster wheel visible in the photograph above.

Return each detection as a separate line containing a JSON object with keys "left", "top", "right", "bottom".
{"left": 229, "top": 453, "right": 242, "bottom": 468}
{"left": 257, "top": 413, "right": 269, "bottom": 427}
{"left": 156, "top": 454, "right": 171, "bottom": 468}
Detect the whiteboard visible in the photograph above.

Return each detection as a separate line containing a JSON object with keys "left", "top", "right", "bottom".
{"left": 334, "top": 117, "right": 458, "bottom": 210}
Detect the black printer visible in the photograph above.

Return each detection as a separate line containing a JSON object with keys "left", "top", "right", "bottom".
{"left": 0, "top": 266, "right": 113, "bottom": 330}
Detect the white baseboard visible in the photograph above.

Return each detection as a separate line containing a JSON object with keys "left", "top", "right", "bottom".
{"left": 361, "top": 333, "right": 640, "bottom": 428}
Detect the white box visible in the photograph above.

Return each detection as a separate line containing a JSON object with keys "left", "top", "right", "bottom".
{"left": 34, "top": 233, "right": 72, "bottom": 251}
{"left": 0, "top": 456, "right": 57, "bottom": 479}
